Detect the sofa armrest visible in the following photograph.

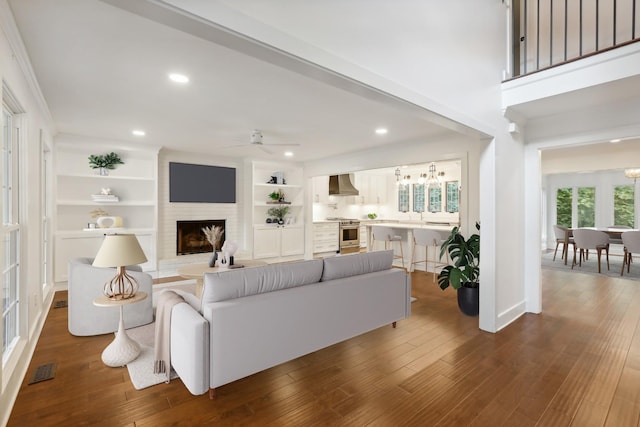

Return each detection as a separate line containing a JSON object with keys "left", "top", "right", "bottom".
{"left": 170, "top": 303, "right": 209, "bottom": 396}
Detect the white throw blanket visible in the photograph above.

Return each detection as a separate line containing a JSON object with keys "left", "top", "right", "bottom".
{"left": 153, "top": 290, "right": 185, "bottom": 383}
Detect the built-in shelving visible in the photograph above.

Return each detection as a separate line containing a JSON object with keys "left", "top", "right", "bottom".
{"left": 250, "top": 161, "right": 305, "bottom": 259}
{"left": 53, "top": 139, "right": 159, "bottom": 282}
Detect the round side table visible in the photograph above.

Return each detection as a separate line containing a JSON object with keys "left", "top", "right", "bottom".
{"left": 93, "top": 292, "right": 148, "bottom": 367}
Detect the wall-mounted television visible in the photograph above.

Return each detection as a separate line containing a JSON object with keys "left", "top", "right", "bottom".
{"left": 169, "top": 162, "right": 236, "bottom": 203}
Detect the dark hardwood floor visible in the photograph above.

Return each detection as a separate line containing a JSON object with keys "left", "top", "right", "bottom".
{"left": 8, "top": 269, "right": 640, "bottom": 426}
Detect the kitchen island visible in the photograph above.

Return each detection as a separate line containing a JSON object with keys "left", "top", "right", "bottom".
{"left": 364, "top": 221, "right": 458, "bottom": 273}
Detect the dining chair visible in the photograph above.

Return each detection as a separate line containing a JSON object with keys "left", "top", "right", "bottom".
{"left": 607, "top": 225, "right": 632, "bottom": 245}
{"left": 621, "top": 231, "right": 640, "bottom": 276}
{"left": 552, "top": 225, "right": 574, "bottom": 264}
{"left": 571, "top": 229, "right": 610, "bottom": 273}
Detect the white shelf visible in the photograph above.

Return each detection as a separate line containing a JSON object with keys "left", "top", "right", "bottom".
{"left": 57, "top": 228, "right": 156, "bottom": 237}
{"left": 57, "top": 173, "right": 154, "bottom": 181}
{"left": 254, "top": 183, "right": 302, "bottom": 189}
{"left": 255, "top": 202, "right": 302, "bottom": 207}
{"left": 57, "top": 200, "right": 155, "bottom": 206}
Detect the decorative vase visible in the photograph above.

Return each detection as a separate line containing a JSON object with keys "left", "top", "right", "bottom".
{"left": 457, "top": 286, "right": 479, "bottom": 316}
{"left": 208, "top": 251, "right": 218, "bottom": 267}
{"left": 98, "top": 167, "right": 109, "bottom": 176}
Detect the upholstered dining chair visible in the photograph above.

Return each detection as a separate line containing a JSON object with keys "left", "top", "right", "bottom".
{"left": 571, "top": 229, "right": 610, "bottom": 273}
{"left": 621, "top": 231, "right": 640, "bottom": 276}
{"left": 552, "top": 225, "right": 575, "bottom": 264}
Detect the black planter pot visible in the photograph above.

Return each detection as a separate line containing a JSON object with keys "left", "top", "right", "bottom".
{"left": 457, "top": 285, "right": 479, "bottom": 316}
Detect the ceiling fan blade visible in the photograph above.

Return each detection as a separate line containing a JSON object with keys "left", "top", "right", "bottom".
{"left": 264, "top": 143, "right": 301, "bottom": 147}
{"left": 258, "top": 145, "right": 273, "bottom": 154}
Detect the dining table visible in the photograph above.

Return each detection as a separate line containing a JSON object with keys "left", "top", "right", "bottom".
{"left": 561, "top": 227, "right": 639, "bottom": 265}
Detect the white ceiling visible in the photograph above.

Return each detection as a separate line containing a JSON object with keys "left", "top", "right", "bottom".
{"left": 7, "top": 0, "right": 470, "bottom": 163}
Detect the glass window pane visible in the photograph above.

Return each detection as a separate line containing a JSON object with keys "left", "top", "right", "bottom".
{"left": 398, "top": 185, "right": 409, "bottom": 212}
{"left": 446, "top": 181, "right": 459, "bottom": 213}
{"left": 577, "top": 187, "right": 596, "bottom": 227}
{"left": 428, "top": 185, "right": 441, "bottom": 212}
{"left": 556, "top": 187, "right": 572, "bottom": 227}
{"left": 614, "top": 185, "right": 635, "bottom": 227}
{"left": 412, "top": 184, "right": 425, "bottom": 212}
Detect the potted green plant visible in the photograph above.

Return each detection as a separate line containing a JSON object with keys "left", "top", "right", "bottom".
{"left": 437, "top": 222, "right": 480, "bottom": 316}
{"left": 88, "top": 152, "right": 124, "bottom": 175}
{"left": 268, "top": 189, "right": 285, "bottom": 203}
{"left": 268, "top": 206, "right": 289, "bottom": 224}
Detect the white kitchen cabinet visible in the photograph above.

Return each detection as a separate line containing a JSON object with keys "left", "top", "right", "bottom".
{"left": 349, "top": 173, "right": 387, "bottom": 205}
{"left": 312, "top": 175, "right": 329, "bottom": 204}
{"left": 54, "top": 140, "right": 159, "bottom": 282}
{"left": 359, "top": 224, "right": 368, "bottom": 248}
{"left": 313, "top": 222, "right": 339, "bottom": 253}
{"left": 253, "top": 225, "right": 304, "bottom": 259}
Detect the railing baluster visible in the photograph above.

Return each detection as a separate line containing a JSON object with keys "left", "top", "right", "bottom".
{"left": 550, "top": 0, "right": 554, "bottom": 65}
{"left": 580, "top": 0, "right": 583, "bottom": 56}
{"left": 537, "top": 0, "right": 541, "bottom": 70}
{"left": 596, "top": 0, "right": 599, "bottom": 51}
{"left": 564, "top": 0, "right": 568, "bottom": 61}
{"left": 613, "top": 0, "right": 617, "bottom": 45}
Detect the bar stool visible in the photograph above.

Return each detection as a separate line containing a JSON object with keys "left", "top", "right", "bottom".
{"left": 410, "top": 228, "right": 449, "bottom": 283}
{"left": 371, "top": 226, "right": 405, "bottom": 270}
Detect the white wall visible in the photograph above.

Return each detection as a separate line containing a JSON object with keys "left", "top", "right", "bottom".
{"left": 0, "top": 1, "right": 55, "bottom": 422}
{"left": 156, "top": 149, "right": 247, "bottom": 276}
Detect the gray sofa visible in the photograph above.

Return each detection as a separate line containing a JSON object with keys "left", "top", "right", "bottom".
{"left": 169, "top": 250, "right": 411, "bottom": 397}
{"left": 67, "top": 258, "right": 154, "bottom": 336}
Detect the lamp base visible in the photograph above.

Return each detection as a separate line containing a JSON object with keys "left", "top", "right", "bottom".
{"left": 104, "top": 266, "right": 139, "bottom": 300}
{"left": 102, "top": 306, "right": 141, "bottom": 367}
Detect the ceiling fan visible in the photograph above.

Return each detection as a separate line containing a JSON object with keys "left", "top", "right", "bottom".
{"left": 226, "top": 130, "right": 300, "bottom": 154}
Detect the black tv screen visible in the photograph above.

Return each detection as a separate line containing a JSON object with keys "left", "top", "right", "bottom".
{"left": 169, "top": 162, "right": 236, "bottom": 203}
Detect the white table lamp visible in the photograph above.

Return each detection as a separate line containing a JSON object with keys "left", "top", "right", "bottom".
{"left": 93, "top": 234, "right": 147, "bottom": 300}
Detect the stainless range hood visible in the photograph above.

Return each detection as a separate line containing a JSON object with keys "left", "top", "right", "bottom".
{"left": 329, "top": 174, "right": 359, "bottom": 196}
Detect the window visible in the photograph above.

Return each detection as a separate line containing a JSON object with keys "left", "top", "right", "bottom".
{"left": 428, "top": 185, "right": 441, "bottom": 212}
{"left": 446, "top": 181, "right": 459, "bottom": 213}
{"left": 2, "top": 103, "right": 21, "bottom": 365}
{"left": 398, "top": 184, "right": 409, "bottom": 212}
{"left": 614, "top": 185, "right": 635, "bottom": 227}
{"left": 412, "top": 184, "right": 425, "bottom": 213}
{"left": 577, "top": 187, "right": 595, "bottom": 227}
{"left": 556, "top": 188, "right": 572, "bottom": 227}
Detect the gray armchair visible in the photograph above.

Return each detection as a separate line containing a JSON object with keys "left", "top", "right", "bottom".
{"left": 68, "top": 257, "right": 154, "bottom": 336}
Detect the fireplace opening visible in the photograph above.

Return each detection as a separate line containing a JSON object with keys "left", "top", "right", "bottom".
{"left": 176, "top": 219, "right": 225, "bottom": 256}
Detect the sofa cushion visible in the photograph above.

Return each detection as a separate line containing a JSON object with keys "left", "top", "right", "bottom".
{"left": 320, "top": 250, "right": 394, "bottom": 281}
{"left": 202, "top": 259, "right": 324, "bottom": 303}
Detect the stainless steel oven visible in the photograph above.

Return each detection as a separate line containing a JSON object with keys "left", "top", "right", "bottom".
{"left": 339, "top": 219, "right": 360, "bottom": 253}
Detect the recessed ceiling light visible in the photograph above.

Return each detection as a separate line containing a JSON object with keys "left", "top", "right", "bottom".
{"left": 610, "top": 139, "right": 621, "bottom": 143}
{"left": 132, "top": 130, "right": 145, "bottom": 136}
{"left": 375, "top": 128, "right": 388, "bottom": 135}
{"left": 169, "top": 73, "right": 189, "bottom": 83}
{"left": 284, "top": 151, "right": 294, "bottom": 157}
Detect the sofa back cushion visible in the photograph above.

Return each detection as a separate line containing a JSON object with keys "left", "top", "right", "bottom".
{"left": 321, "top": 250, "right": 394, "bottom": 281}
{"left": 202, "top": 259, "right": 323, "bottom": 303}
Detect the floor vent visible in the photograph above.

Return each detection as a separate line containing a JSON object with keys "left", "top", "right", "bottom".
{"left": 28, "top": 363, "right": 56, "bottom": 385}
{"left": 53, "top": 300, "right": 67, "bottom": 309}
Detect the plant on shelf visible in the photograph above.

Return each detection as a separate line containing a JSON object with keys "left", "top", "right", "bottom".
{"left": 88, "top": 152, "right": 124, "bottom": 175}
{"left": 268, "top": 189, "right": 286, "bottom": 203}
{"left": 437, "top": 222, "right": 480, "bottom": 316}
{"left": 268, "top": 206, "right": 289, "bottom": 224}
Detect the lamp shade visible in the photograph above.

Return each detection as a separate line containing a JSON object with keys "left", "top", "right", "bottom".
{"left": 624, "top": 168, "right": 640, "bottom": 179}
{"left": 93, "top": 234, "right": 147, "bottom": 268}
